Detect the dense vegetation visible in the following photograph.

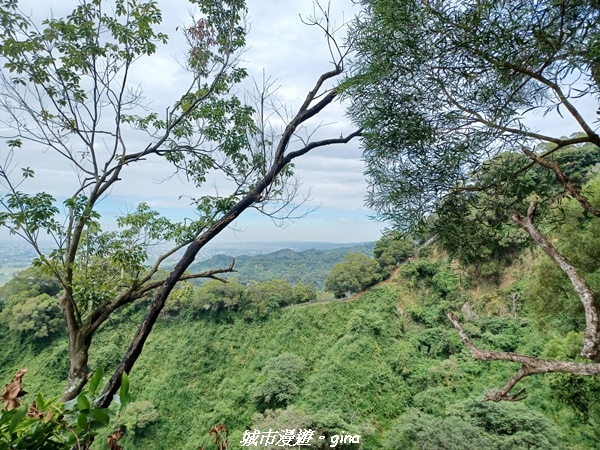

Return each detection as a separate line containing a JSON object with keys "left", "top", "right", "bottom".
{"left": 1, "top": 0, "right": 600, "bottom": 448}
{"left": 3, "top": 188, "right": 600, "bottom": 448}
{"left": 187, "top": 243, "right": 375, "bottom": 289}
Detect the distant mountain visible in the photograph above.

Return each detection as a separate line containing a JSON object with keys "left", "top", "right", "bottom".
{"left": 197, "top": 241, "right": 375, "bottom": 255}
{"left": 188, "top": 242, "right": 376, "bottom": 289}
{"left": 0, "top": 239, "right": 377, "bottom": 289}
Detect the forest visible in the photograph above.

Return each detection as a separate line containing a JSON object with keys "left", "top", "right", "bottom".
{"left": 1, "top": 0, "right": 600, "bottom": 448}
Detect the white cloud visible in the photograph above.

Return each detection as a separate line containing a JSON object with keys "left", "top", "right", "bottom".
{"left": 0, "top": 0, "right": 379, "bottom": 244}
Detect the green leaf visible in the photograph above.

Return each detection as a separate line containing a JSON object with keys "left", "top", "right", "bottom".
{"left": 7, "top": 139, "right": 22, "bottom": 148}
{"left": 89, "top": 408, "right": 110, "bottom": 426}
{"left": 77, "top": 393, "right": 90, "bottom": 411}
{"left": 21, "top": 167, "right": 34, "bottom": 178}
{"left": 77, "top": 412, "right": 88, "bottom": 430}
{"left": 118, "top": 372, "right": 131, "bottom": 413}
{"left": 119, "top": 371, "right": 130, "bottom": 399}
{"left": 63, "top": 397, "right": 78, "bottom": 411}
{"left": 87, "top": 368, "right": 104, "bottom": 397}
{"left": 9, "top": 406, "right": 27, "bottom": 434}
{"left": 35, "top": 391, "right": 47, "bottom": 411}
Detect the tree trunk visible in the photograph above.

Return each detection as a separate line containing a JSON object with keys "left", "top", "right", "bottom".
{"left": 62, "top": 330, "right": 91, "bottom": 401}
{"left": 512, "top": 202, "right": 600, "bottom": 362}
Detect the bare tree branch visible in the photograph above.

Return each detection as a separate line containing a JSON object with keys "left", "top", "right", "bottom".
{"left": 447, "top": 311, "right": 600, "bottom": 402}
{"left": 521, "top": 147, "right": 600, "bottom": 218}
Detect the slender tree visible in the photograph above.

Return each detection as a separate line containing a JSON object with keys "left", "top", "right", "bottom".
{"left": 0, "top": 0, "right": 360, "bottom": 403}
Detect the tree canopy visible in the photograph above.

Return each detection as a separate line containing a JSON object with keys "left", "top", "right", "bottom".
{"left": 325, "top": 253, "right": 385, "bottom": 298}
{"left": 346, "top": 0, "right": 600, "bottom": 229}
{"left": 346, "top": 0, "right": 600, "bottom": 400}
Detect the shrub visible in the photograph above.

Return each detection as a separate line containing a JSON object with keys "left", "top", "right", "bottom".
{"left": 293, "top": 282, "right": 317, "bottom": 304}
{"left": 252, "top": 353, "right": 305, "bottom": 408}
{"left": 325, "top": 254, "right": 385, "bottom": 298}
{"left": 115, "top": 400, "right": 159, "bottom": 435}
{"left": 0, "top": 368, "right": 128, "bottom": 450}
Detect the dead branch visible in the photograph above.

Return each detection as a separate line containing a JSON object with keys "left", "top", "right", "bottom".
{"left": 446, "top": 311, "right": 600, "bottom": 402}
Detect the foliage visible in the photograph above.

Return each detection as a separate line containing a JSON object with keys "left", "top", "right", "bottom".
{"left": 181, "top": 277, "right": 298, "bottom": 321}
{"left": 292, "top": 282, "right": 317, "bottom": 304}
{"left": 114, "top": 400, "right": 159, "bottom": 435}
{"left": 346, "top": 0, "right": 600, "bottom": 399}
{"left": 0, "top": 0, "right": 253, "bottom": 400}
{"left": 382, "top": 402, "right": 562, "bottom": 450}
{"left": 0, "top": 268, "right": 63, "bottom": 339}
{"left": 398, "top": 259, "right": 459, "bottom": 298}
{"left": 382, "top": 409, "right": 493, "bottom": 449}
{"left": 522, "top": 174, "right": 600, "bottom": 334}
{"left": 432, "top": 145, "right": 600, "bottom": 278}
{"left": 4, "top": 294, "right": 62, "bottom": 339}
{"left": 325, "top": 253, "right": 385, "bottom": 298}
{"left": 190, "top": 278, "right": 245, "bottom": 320}
{"left": 242, "top": 280, "right": 294, "bottom": 320}
{"left": 0, "top": 0, "right": 360, "bottom": 403}
{"left": 373, "top": 231, "right": 414, "bottom": 268}
{"left": 1, "top": 249, "right": 599, "bottom": 448}
{"left": 0, "top": 368, "right": 129, "bottom": 450}
{"left": 251, "top": 353, "right": 305, "bottom": 409}
{"left": 346, "top": 0, "right": 600, "bottom": 230}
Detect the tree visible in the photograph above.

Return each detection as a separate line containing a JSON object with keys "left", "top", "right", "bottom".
{"left": 325, "top": 253, "right": 384, "bottom": 298}
{"left": 190, "top": 277, "right": 246, "bottom": 319}
{"left": 293, "top": 281, "right": 317, "bottom": 304}
{"left": 0, "top": 0, "right": 360, "bottom": 404}
{"left": 373, "top": 230, "right": 414, "bottom": 269}
{"left": 346, "top": 0, "right": 600, "bottom": 400}
{"left": 0, "top": 267, "right": 63, "bottom": 339}
{"left": 243, "top": 279, "right": 294, "bottom": 319}
{"left": 251, "top": 353, "right": 305, "bottom": 408}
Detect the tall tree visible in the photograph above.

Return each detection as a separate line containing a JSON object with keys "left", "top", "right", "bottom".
{"left": 0, "top": 0, "right": 359, "bottom": 403}
{"left": 346, "top": 0, "right": 600, "bottom": 400}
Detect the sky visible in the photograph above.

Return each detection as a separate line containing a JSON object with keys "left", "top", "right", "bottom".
{"left": 1, "top": 0, "right": 597, "bottom": 247}
{"left": 0, "top": 0, "right": 388, "bottom": 245}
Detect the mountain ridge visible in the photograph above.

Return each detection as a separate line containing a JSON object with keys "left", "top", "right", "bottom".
{"left": 187, "top": 242, "right": 376, "bottom": 289}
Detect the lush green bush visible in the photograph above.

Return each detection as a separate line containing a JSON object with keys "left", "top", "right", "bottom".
{"left": 251, "top": 353, "right": 305, "bottom": 408}
{"left": 382, "top": 409, "right": 493, "bottom": 449}
{"left": 383, "top": 402, "right": 562, "bottom": 450}
{"left": 242, "top": 279, "right": 294, "bottom": 320}
{"left": 293, "top": 282, "right": 317, "bottom": 304}
{"left": 325, "top": 253, "right": 385, "bottom": 298}
{"left": 0, "top": 268, "right": 63, "bottom": 339}
{"left": 190, "top": 278, "right": 246, "bottom": 320}
{"left": 373, "top": 231, "right": 415, "bottom": 268}
{"left": 114, "top": 400, "right": 159, "bottom": 435}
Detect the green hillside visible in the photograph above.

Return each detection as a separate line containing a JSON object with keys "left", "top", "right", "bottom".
{"left": 1, "top": 247, "right": 597, "bottom": 449}
{"left": 188, "top": 243, "right": 376, "bottom": 289}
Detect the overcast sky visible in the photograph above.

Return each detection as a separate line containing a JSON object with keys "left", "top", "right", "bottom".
{"left": 0, "top": 0, "right": 387, "bottom": 245}
{"left": 1, "top": 0, "right": 596, "bottom": 246}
